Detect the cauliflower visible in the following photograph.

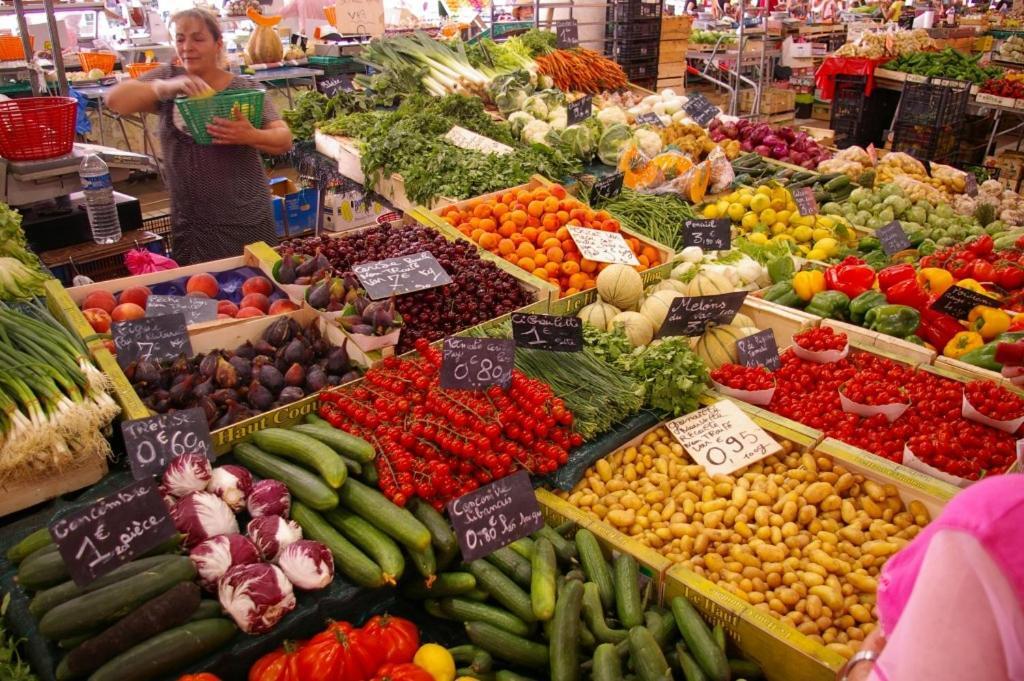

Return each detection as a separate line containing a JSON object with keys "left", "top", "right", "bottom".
{"left": 522, "top": 95, "right": 548, "bottom": 120}
{"left": 597, "top": 106, "right": 628, "bottom": 127}
{"left": 522, "top": 119, "right": 552, "bottom": 145}
{"left": 632, "top": 128, "right": 663, "bottom": 158}
{"left": 508, "top": 111, "right": 533, "bottom": 138}
{"left": 548, "top": 106, "right": 567, "bottom": 131}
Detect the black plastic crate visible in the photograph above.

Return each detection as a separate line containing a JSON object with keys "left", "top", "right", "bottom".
{"left": 891, "top": 122, "right": 960, "bottom": 164}
{"left": 898, "top": 78, "right": 972, "bottom": 128}
{"left": 609, "top": 18, "right": 661, "bottom": 41}
{"left": 623, "top": 62, "right": 657, "bottom": 80}
{"left": 610, "top": 41, "right": 658, "bottom": 60}
{"left": 610, "top": 0, "right": 661, "bottom": 20}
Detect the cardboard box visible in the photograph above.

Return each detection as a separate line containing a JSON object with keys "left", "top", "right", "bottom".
{"left": 270, "top": 178, "right": 320, "bottom": 238}
{"left": 322, "top": 189, "right": 391, "bottom": 232}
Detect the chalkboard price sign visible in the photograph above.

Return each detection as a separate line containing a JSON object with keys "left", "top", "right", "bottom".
{"left": 318, "top": 75, "right": 351, "bottom": 97}
{"left": 512, "top": 312, "right": 583, "bottom": 352}
{"left": 929, "top": 285, "right": 998, "bottom": 321}
{"left": 792, "top": 187, "right": 818, "bottom": 216}
{"left": 736, "top": 328, "right": 781, "bottom": 371}
{"left": 965, "top": 172, "right": 978, "bottom": 197}
{"left": 145, "top": 294, "right": 219, "bottom": 325}
{"left": 876, "top": 220, "right": 912, "bottom": 256}
{"left": 352, "top": 251, "right": 453, "bottom": 300}
{"left": 121, "top": 407, "right": 213, "bottom": 480}
{"left": 440, "top": 337, "right": 516, "bottom": 391}
{"left": 49, "top": 479, "right": 177, "bottom": 586}
{"left": 666, "top": 401, "right": 781, "bottom": 477}
{"left": 682, "top": 218, "right": 732, "bottom": 251}
{"left": 635, "top": 112, "right": 664, "bottom": 127}
{"left": 659, "top": 291, "right": 748, "bottom": 337}
{"left": 556, "top": 19, "right": 579, "bottom": 48}
{"left": 567, "top": 95, "right": 593, "bottom": 126}
{"left": 683, "top": 93, "right": 720, "bottom": 127}
{"left": 447, "top": 470, "right": 544, "bottom": 562}
{"left": 592, "top": 173, "right": 624, "bottom": 201}
{"left": 112, "top": 313, "right": 192, "bottom": 368}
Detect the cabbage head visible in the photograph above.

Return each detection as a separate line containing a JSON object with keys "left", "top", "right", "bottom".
{"left": 598, "top": 124, "right": 632, "bottom": 166}
{"left": 508, "top": 111, "right": 533, "bottom": 138}
{"left": 561, "top": 124, "right": 596, "bottom": 163}
{"left": 523, "top": 94, "right": 549, "bottom": 120}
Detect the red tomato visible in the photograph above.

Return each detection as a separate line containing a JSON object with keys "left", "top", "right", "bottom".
{"left": 248, "top": 642, "right": 303, "bottom": 681}
{"left": 371, "top": 663, "right": 435, "bottom": 681}
{"left": 359, "top": 615, "right": 420, "bottom": 667}
{"left": 297, "top": 621, "right": 378, "bottom": 681}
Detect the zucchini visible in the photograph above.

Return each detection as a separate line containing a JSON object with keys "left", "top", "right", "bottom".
{"left": 824, "top": 175, "right": 851, "bottom": 192}
{"left": 6, "top": 527, "right": 53, "bottom": 564}
{"left": 441, "top": 598, "right": 533, "bottom": 637}
{"left": 303, "top": 412, "right": 327, "bottom": 426}
{"left": 39, "top": 556, "right": 196, "bottom": 640}
{"left": 628, "top": 626, "right": 671, "bottom": 681}
{"left": 671, "top": 597, "right": 730, "bottom": 681}
{"left": 487, "top": 547, "right": 532, "bottom": 588}
{"left": 613, "top": 554, "right": 643, "bottom": 629}
{"left": 549, "top": 579, "right": 583, "bottom": 681}
{"left": 233, "top": 442, "right": 338, "bottom": 511}
{"left": 462, "top": 588, "right": 490, "bottom": 602}
{"left": 252, "top": 427, "right": 347, "bottom": 488}
{"left": 507, "top": 537, "right": 534, "bottom": 560}
{"left": 291, "top": 501, "right": 386, "bottom": 587}
{"left": 592, "top": 643, "right": 623, "bottom": 681}
{"left": 324, "top": 507, "right": 405, "bottom": 583}
{"left": 402, "top": 571, "right": 477, "bottom": 599}
{"left": 189, "top": 600, "right": 223, "bottom": 621}
{"left": 30, "top": 555, "right": 180, "bottom": 619}
{"left": 465, "top": 622, "right": 549, "bottom": 670}
{"left": 712, "top": 623, "right": 726, "bottom": 653}
{"left": 729, "top": 658, "right": 763, "bottom": 679}
{"left": 409, "top": 498, "right": 459, "bottom": 569}
{"left": 408, "top": 543, "right": 437, "bottom": 580}
{"left": 530, "top": 538, "right": 556, "bottom": 621}
{"left": 57, "top": 632, "right": 99, "bottom": 651}
{"left": 532, "top": 525, "right": 576, "bottom": 563}
{"left": 646, "top": 610, "right": 678, "bottom": 650}
{"left": 580, "top": 621, "right": 597, "bottom": 650}
{"left": 289, "top": 423, "right": 375, "bottom": 463}
{"left": 423, "top": 599, "right": 451, "bottom": 620}
{"left": 582, "top": 582, "right": 627, "bottom": 644}
{"left": 678, "top": 647, "right": 707, "bottom": 681}
{"left": 337, "top": 479, "right": 430, "bottom": 552}
{"left": 467, "top": 560, "right": 536, "bottom": 624}
{"left": 576, "top": 529, "right": 614, "bottom": 611}
{"left": 88, "top": 618, "right": 236, "bottom": 681}
{"left": 60, "top": 582, "right": 201, "bottom": 679}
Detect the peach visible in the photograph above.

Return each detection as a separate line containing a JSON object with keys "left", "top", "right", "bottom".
{"left": 217, "top": 313, "right": 234, "bottom": 319}
{"left": 119, "top": 285, "right": 151, "bottom": 309}
{"left": 82, "top": 290, "right": 117, "bottom": 313}
{"left": 82, "top": 308, "right": 112, "bottom": 333}
{"left": 186, "top": 273, "right": 219, "bottom": 298}
{"left": 186, "top": 291, "right": 209, "bottom": 299}
{"left": 217, "top": 300, "right": 239, "bottom": 317}
{"left": 111, "top": 302, "right": 146, "bottom": 322}
{"left": 268, "top": 299, "right": 299, "bottom": 315}
{"left": 236, "top": 307, "right": 266, "bottom": 318}
{"left": 240, "top": 292, "right": 270, "bottom": 312}
{"left": 242, "top": 275, "right": 273, "bottom": 297}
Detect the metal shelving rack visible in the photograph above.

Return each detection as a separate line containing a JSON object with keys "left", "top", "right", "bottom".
{"left": 5, "top": 0, "right": 98, "bottom": 95}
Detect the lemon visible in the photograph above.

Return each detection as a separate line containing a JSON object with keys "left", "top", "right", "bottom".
{"left": 787, "top": 201, "right": 798, "bottom": 213}
{"left": 793, "top": 215, "right": 815, "bottom": 227}
{"left": 772, "top": 186, "right": 789, "bottom": 202}
{"left": 748, "top": 232, "right": 769, "bottom": 245}
{"left": 806, "top": 248, "right": 828, "bottom": 261}
{"left": 812, "top": 227, "right": 832, "bottom": 242}
{"left": 716, "top": 199, "right": 731, "bottom": 215}
{"left": 739, "top": 186, "right": 754, "bottom": 198}
{"left": 770, "top": 198, "right": 787, "bottom": 211}
{"left": 771, "top": 222, "right": 788, "bottom": 235}
{"left": 414, "top": 644, "right": 456, "bottom": 681}
{"left": 726, "top": 191, "right": 740, "bottom": 203}
{"left": 703, "top": 204, "right": 721, "bottom": 219}
{"left": 815, "top": 237, "right": 839, "bottom": 256}
{"left": 749, "top": 194, "right": 771, "bottom": 213}
{"left": 727, "top": 203, "right": 747, "bottom": 222}
{"left": 816, "top": 216, "right": 835, "bottom": 230}
{"left": 741, "top": 212, "right": 759, "bottom": 230}
{"left": 760, "top": 208, "right": 777, "bottom": 225}
{"left": 776, "top": 209, "right": 792, "bottom": 225}
{"left": 738, "top": 192, "right": 753, "bottom": 207}
{"left": 793, "top": 225, "right": 814, "bottom": 242}
{"left": 773, "top": 233, "right": 796, "bottom": 243}
{"left": 756, "top": 185, "right": 773, "bottom": 197}
{"left": 798, "top": 244, "right": 811, "bottom": 254}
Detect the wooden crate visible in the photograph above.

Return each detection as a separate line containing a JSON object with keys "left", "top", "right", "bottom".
{"left": 740, "top": 87, "right": 796, "bottom": 114}
{"left": 661, "top": 15, "right": 693, "bottom": 41}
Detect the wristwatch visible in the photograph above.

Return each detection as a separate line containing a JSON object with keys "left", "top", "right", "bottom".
{"left": 838, "top": 650, "right": 879, "bottom": 681}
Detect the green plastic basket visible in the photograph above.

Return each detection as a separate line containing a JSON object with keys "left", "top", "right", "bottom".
{"left": 175, "top": 89, "right": 265, "bottom": 144}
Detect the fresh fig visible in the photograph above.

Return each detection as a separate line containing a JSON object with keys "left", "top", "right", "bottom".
{"left": 305, "top": 365, "right": 327, "bottom": 392}
{"left": 253, "top": 339, "right": 277, "bottom": 356}
{"left": 277, "top": 254, "right": 298, "bottom": 284}
{"left": 351, "top": 324, "right": 374, "bottom": 335}
{"left": 339, "top": 315, "right": 364, "bottom": 333}
{"left": 283, "top": 338, "right": 306, "bottom": 365}
{"left": 198, "top": 396, "right": 218, "bottom": 423}
{"left": 325, "top": 343, "right": 349, "bottom": 373}
{"left": 168, "top": 375, "right": 194, "bottom": 408}
{"left": 339, "top": 370, "right": 362, "bottom": 384}
{"left": 284, "top": 363, "right": 306, "bottom": 387}
{"left": 215, "top": 357, "right": 239, "bottom": 388}
{"left": 133, "top": 360, "right": 162, "bottom": 385}
{"left": 247, "top": 379, "right": 275, "bottom": 410}
{"left": 278, "top": 386, "right": 305, "bottom": 404}
{"left": 307, "top": 280, "right": 330, "bottom": 310}
{"left": 263, "top": 317, "right": 293, "bottom": 347}
{"left": 229, "top": 356, "right": 252, "bottom": 384}
{"left": 234, "top": 341, "right": 255, "bottom": 359}
{"left": 312, "top": 252, "right": 331, "bottom": 273}
{"left": 199, "top": 354, "right": 219, "bottom": 378}
{"left": 328, "top": 277, "right": 346, "bottom": 303}
{"left": 259, "top": 364, "right": 284, "bottom": 393}
{"left": 353, "top": 295, "right": 370, "bottom": 316}
{"left": 210, "top": 388, "right": 240, "bottom": 405}
{"left": 295, "top": 253, "right": 316, "bottom": 277}
{"left": 193, "top": 376, "right": 214, "bottom": 399}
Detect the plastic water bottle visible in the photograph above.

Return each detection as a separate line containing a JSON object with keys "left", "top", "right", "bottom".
{"left": 79, "top": 153, "right": 122, "bottom": 245}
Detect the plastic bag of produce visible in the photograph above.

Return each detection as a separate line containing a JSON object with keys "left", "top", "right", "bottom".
{"left": 706, "top": 146, "right": 735, "bottom": 194}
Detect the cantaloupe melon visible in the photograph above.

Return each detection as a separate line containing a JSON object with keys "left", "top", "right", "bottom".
{"left": 651, "top": 279, "right": 688, "bottom": 295}
{"left": 686, "top": 271, "right": 734, "bottom": 297}
{"left": 694, "top": 323, "right": 756, "bottom": 369}
{"left": 640, "top": 290, "right": 682, "bottom": 333}
{"left": 597, "top": 264, "right": 644, "bottom": 310}
{"left": 578, "top": 300, "right": 620, "bottom": 330}
{"left": 610, "top": 311, "right": 654, "bottom": 347}
{"left": 732, "top": 313, "right": 754, "bottom": 328}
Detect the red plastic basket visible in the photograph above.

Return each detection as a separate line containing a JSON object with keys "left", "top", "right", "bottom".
{"left": 0, "top": 97, "right": 77, "bottom": 161}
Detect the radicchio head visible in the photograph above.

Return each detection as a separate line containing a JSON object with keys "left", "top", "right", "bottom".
{"left": 162, "top": 452, "right": 213, "bottom": 498}
{"left": 246, "top": 515, "right": 302, "bottom": 561}
{"left": 218, "top": 562, "right": 296, "bottom": 634}
{"left": 189, "top": 533, "right": 261, "bottom": 591}
{"left": 172, "top": 491, "right": 239, "bottom": 548}
{"left": 277, "top": 540, "right": 334, "bottom": 590}
{"left": 246, "top": 479, "right": 291, "bottom": 518}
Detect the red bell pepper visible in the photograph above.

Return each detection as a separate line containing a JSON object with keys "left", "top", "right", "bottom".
{"left": 994, "top": 261, "right": 1024, "bottom": 291}
{"left": 885, "top": 277, "right": 930, "bottom": 310}
{"left": 916, "top": 296, "right": 966, "bottom": 350}
{"left": 1016, "top": 234, "right": 1024, "bottom": 250}
{"left": 995, "top": 340, "right": 1024, "bottom": 365}
{"left": 970, "top": 259, "right": 997, "bottom": 283}
{"left": 824, "top": 256, "right": 875, "bottom": 299}
{"left": 876, "top": 264, "right": 917, "bottom": 293}
{"left": 967, "top": 234, "right": 994, "bottom": 257}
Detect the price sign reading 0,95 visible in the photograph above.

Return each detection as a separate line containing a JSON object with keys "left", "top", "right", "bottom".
{"left": 665, "top": 400, "right": 781, "bottom": 476}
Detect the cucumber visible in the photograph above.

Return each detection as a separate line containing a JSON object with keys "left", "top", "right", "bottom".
{"left": 508, "top": 537, "right": 534, "bottom": 560}
{"left": 409, "top": 498, "right": 459, "bottom": 568}
{"left": 712, "top": 623, "right": 726, "bottom": 653}
{"left": 30, "top": 555, "right": 180, "bottom": 619}
{"left": 532, "top": 526, "right": 576, "bottom": 563}
{"left": 487, "top": 547, "right": 532, "bottom": 588}
{"left": 671, "top": 597, "right": 730, "bottom": 681}
{"left": 465, "top": 622, "right": 549, "bottom": 670}
{"left": 550, "top": 579, "right": 583, "bottom": 681}
{"left": 337, "top": 479, "right": 430, "bottom": 552}
{"left": 729, "top": 658, "right": 763, "bottom": 679}
{"left": 233, "top": 442, "right": 338, "bottom": 511}
{"left": 467, "top": 560, "right": 536, "bottom": 623}
{"left": 252, "top": 427, "right": 347, "bottom": 488}
{"left": 402, "top": 571, "right": 477, "bottom": 599}
{"left": 292, "top": 501, "right": 386, "bottom": 587}
{"left": 339, "top": 454, "right": 362, "bottom": 476}
{"left": 582, "top": 582, "right": 627, "bottom": 644}
{"left": 613, "top": 554, "right": 643, "bottom": 629}
{"left": 824, "top": 175, "right": 851, "bottom": 192}
{"left": 646, "top": 610, "right": 679, "bottom": 650}
{"left": 17, "top": 546, "right": 69, "bottom": 590}
{"left": 361, "top": 464, "right": 379, "bottom": 486}
{"left": 424, "top": 599, "right": 451, "bottom": 620}
{"left": 593, "top": 643, "right": 624, "bottom": 681}
{"left": 495, "top": 672, "right": 539, "bottom": 681}
{"left": 38, "top": 556, "right": 196, "bottom": 640}
{"left": 408, "top": 543, "right": 437, "bottom": 580}
{"left": 678, "top": 647, "right": 708, "bottom": 681}
{"left": 324, "top": 507, "right": 405, "bottom": 583}
{"left": 303, "top": 413, "right": 327, "bottom": 426}
{"left": 530, "top": 538, "right": 556, "bottom": 621}
{"left": 57, "top": 632, "right": 98, "bottom": 651}
{"left": 88, "top": 619, "right": 236, "bottom": 681}
{"left": 289, "top": 423, "right": 375, "bottom": 463}
{"left": 449, "top": 645, "right": 493, "bottom": 674}
{"left": 6, "top": 527, "right": 53, "bottom": 564}
{"left": 441, "top": 598, "right": 533, "bottom": 637}
{"left": 462, "top": 588, "right": 490, "bottom": 602}
{"left": 575, "top": 529, "right": 614, "bottom": 611}
{"left": 628, "top": 626, "right": 671, "bottom": 681}
{"left": 189, "top": 600, "right": 223, "bottom": 621}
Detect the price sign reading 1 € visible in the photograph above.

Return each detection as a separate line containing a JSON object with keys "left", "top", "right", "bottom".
{"left": 665, "top": 400, "right": 781, "bottom": 476}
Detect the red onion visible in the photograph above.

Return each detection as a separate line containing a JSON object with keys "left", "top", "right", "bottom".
{"left": 190, "top": 533, "right": 261, "bottom": 591}
{"left": 162, "top": 453, "right": 212, "bottom": 498}
{"left": 207, "top": 465, "right": 253, "bottom": 512}
{"left": 218, "top": 563, "right": 296, "bottom": 634}
{"left": 172, "top": 491, "right": 239, "bottom": 548}
{"left": 277, "top": 540, "right": 334, "bottom": 590}
{"left": 247, "top": 515, "right": 302, "bottom": 561}
{"left": 247, "top": 479, "right": 291, "bottom": 518}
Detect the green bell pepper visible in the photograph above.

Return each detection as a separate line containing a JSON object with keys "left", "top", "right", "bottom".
{"left": 903, "top": 334, "right": 926, "bottom": 346}
{"left": 958, "top": 331, "right": 1024, "bottom": 371}
{"left": 763, "top": 281, "right": 805, "bottom": 309}
{"left": 767, "top": 256, "right": 795, "bottom": 284}
{"left": 804, "top": 290, "right": 850, "bottom": 320}
{"left": 864, "top": 304, "right": 920, "bottom": 338}
{"left": 857, "top": 236, "right": 881, "bottom": 253}
{"left": 849, "top": 290, "right": 888, "bottom": 326}
{"left": 916, "top": 238, "right": 937, "bottom": 256}
{"left": 862, "top": 250, "right": 890, "bottom": 271}
{"left": 907, "top": 229, "right": 926, "bottom": 247}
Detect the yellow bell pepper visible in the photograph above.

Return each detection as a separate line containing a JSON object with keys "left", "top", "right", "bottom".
{"left": 955, "top": 278, "right": 999, "bottom": 299}
{"left": 943, "top": 331, "right": 985, "bottom": 359}
{"left": 792, "top": 270, "right": 826, "bottom": 302}
{"left": 968, "top": 306, "right": 1011, "bottom": 340}
{"left": 916, "top": 267, "right": 954, "bottom": 296}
